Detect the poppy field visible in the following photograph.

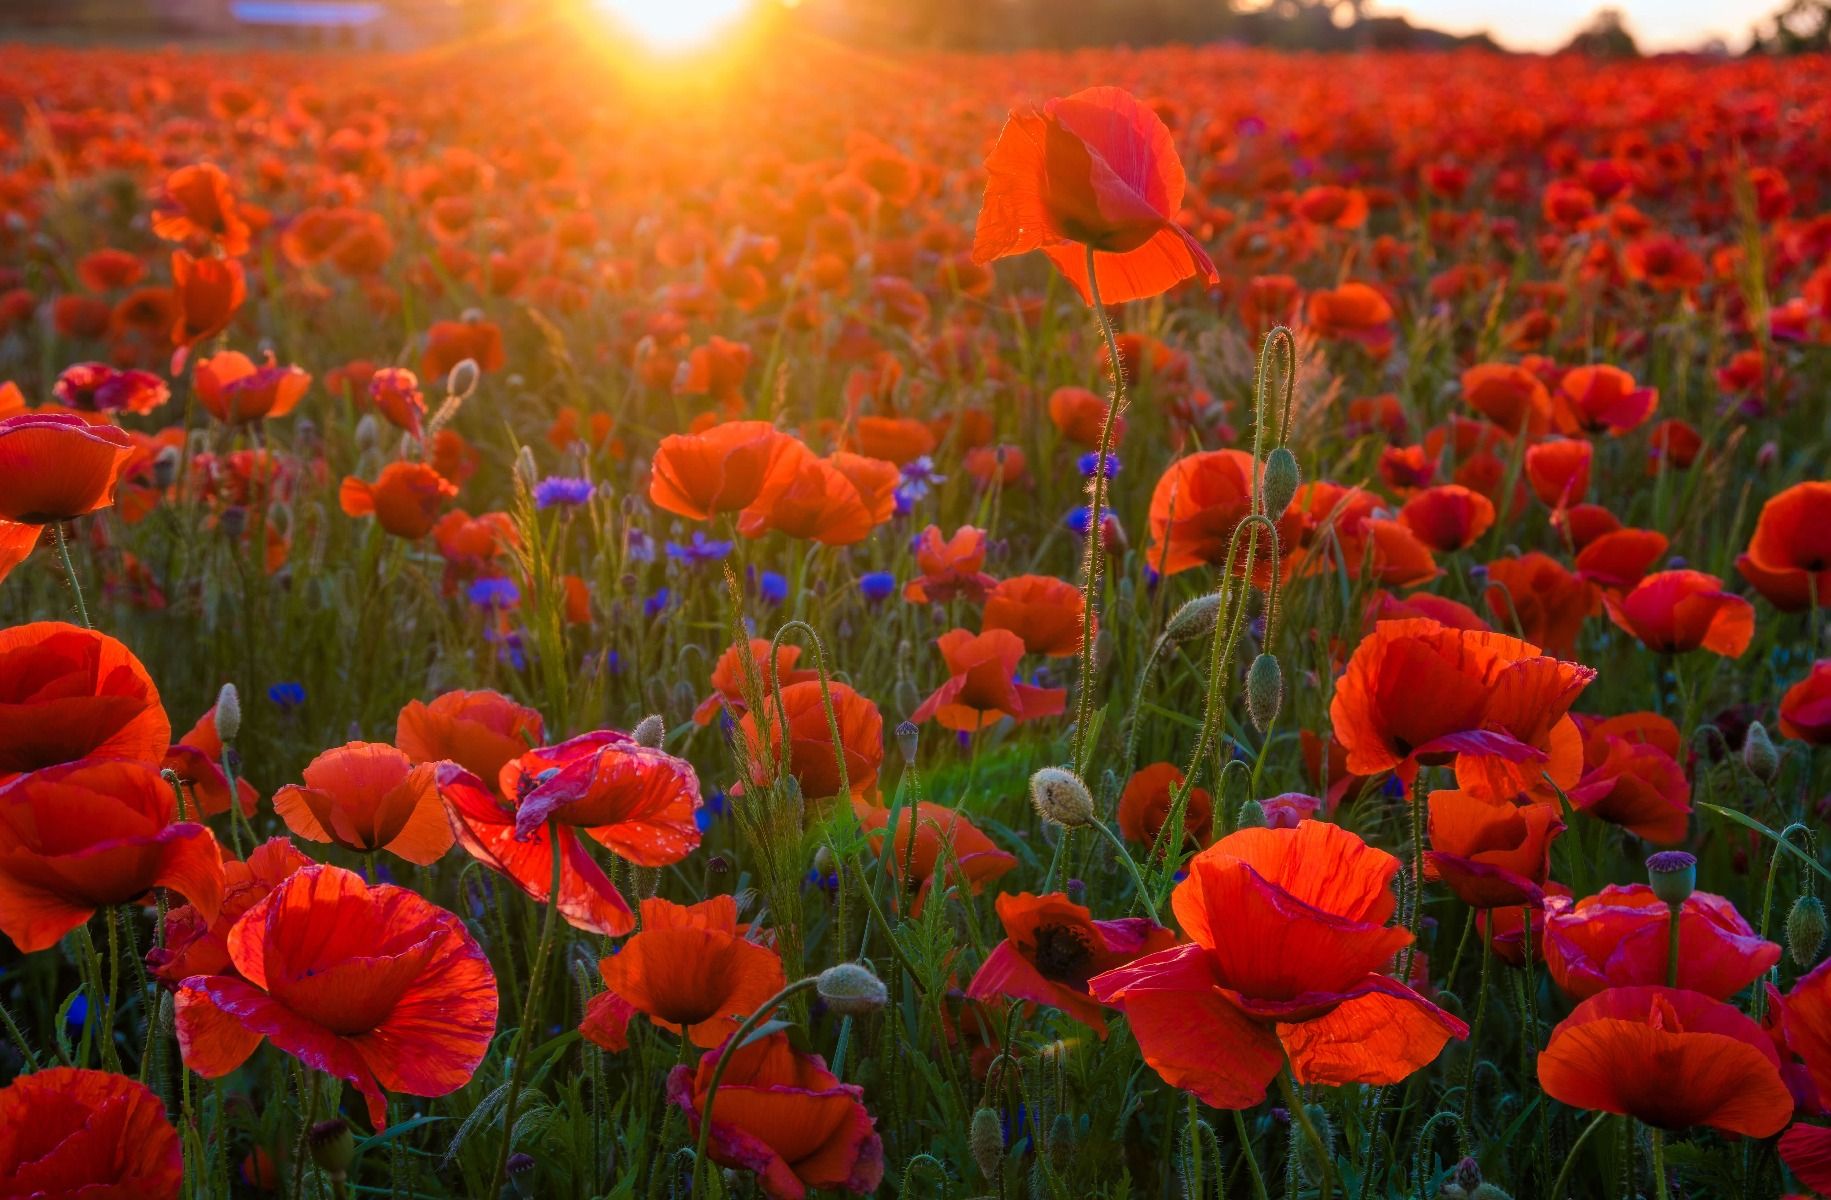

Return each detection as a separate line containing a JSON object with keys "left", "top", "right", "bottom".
{"left": 4, "top": 25, "right": 1831, "bottom": 1200}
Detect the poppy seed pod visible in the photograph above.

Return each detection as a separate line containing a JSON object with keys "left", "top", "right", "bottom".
{"left": 1246, "top": 652, "right": 1283, "bottom": 731}
{"left": 896, "top": 720, "right": 919, "bottom": 765}
{"left": 1030, "top": 767, "right": 1096, "bottom": 829}
{"left": 816, "top": 962, "right": 888, "bottom": 1015}
{"left": 631, "top": 714, "right": 665, "bottom": 748}
{"left": 1261, "top": 446, "right": 1300, "bottom": 520}
{"left": 1165, "top": 591, "right": 1223, "bottom": 644}
{"left": 1743, "top": 720, "right": 1779, "bottom": 783}
{"left": 1646, "top": 850, "right": 1698, "bottom": 907}
{"left": 1788, "top": 895, "right": 1827, "bottom": 968}
{"left": 307, "top": 1120, "right": 354, "bottom": 1181}
{"left": 970, "top": 1106, "right": 1003, "bottom": 1180}
{"left": 213, "top": 682, "right": 241, "bottom": 744}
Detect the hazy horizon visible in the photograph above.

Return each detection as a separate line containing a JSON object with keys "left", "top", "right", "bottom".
{"left": 1371, "top": 0, "right": 1779, "bottom": 52}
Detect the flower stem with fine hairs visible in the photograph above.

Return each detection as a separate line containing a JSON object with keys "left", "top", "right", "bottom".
{"left": 52, "top": 522, "right": 91, "bottom": 629}
{"left": 489, "top": 820, "right": 565, "bottom": 1198}
{"left": 690, "top": 976, "right": 821, "bottom": 1197}
{"left": 1459, "top": 921, "right": 1494, "bottom": 1155}
{"left": 1070, "top": 241, "right": 1124, "bottom": 777}
{"left": 1232, "top": 1108, "right": 1270, "bottom": 1200}
{"left": 1276, "top": 1066, "right": 1333, "bottom": 1200}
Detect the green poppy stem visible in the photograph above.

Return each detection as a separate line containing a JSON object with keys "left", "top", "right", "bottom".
{"left": 1070, "top": 241, "right": 1124, "bottom": 777}
{"left": 52, "top": 522, "right": 91, "bottom": 629}
{"left": 689, "top": 975, "right": 821, "bottom": 1197}
{"left": 488, "top": 819, "right": 565, "bottom": 1198}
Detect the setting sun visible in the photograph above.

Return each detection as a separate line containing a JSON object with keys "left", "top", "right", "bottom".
{"left": 592, "top": 0, "right": 757, "bottom": 52}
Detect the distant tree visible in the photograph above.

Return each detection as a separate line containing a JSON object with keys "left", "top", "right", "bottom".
{"left": 1560, "top": 7, "right": 1640, "bottom": 57}
{"left": 1749, "top": 0, "right": 1831, "bottom": 53}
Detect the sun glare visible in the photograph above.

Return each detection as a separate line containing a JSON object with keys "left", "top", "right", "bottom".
{"left": 594, "top": 0, "right": 756, "bottom": 53}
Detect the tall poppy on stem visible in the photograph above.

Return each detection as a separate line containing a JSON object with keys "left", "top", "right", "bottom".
{"left": 597, "top": 895, "right": 785, "bottom": 1048}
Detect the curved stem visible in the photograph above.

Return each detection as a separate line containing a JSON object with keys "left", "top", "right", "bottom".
{"left": 1548, "top": 1110, "right": 1611, "bottom": 1200}
{"left": 1277, "top": 1066, "right": 1333, "bottom": 1200}
{"left": 690, "top": 976, "right": 821, "bottom": 1196}
{"left": 1231, "top": 1108, "right": 1271, "bottom": 1200}
{"left": 1458, "top": 922, "right": 1494, "bottom": 1155}
{"left": 488, "top": 820, "right": 565, "bottom": 1198}
{"left": 52, "top": 522, "right": 91, "bottom": 629}
{"left": 1070, "top": 241, "right": 1125, "bottom": 776}
{"left": 1089, "top": 819, "right": 1161, "bottom": 924}
{"left": 0, "top": 997, "right": 37, "bottom": 1071}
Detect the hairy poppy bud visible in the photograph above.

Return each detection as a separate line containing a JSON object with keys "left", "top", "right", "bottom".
{"left": 308, "top": 1119, "right": 354, "bottom": 1181}
{"left": 1047, "top": 1112, "right": 1074, "bottom": 1172}
{"left": 1261, "top": 445, "right": 1300, "bottom": 520}
{"left": 1165, "top": 591, "right": 1223, "bottom": 644}
{"left": 1030, "top": 767, "right": 1096, "bottom": 829}
{"left": 213, "top": 682, "right": 241, "bottom": 744}
{"left": 446, "top": 357, "right": 480, "bottom": 401}
{"left": 631, "top": 714, "right": 665, "bottom": 748}
{"left": 1646, "top": 850, "right": 1697, "bottom": 907}
{"left": 896, "top": 720, "right": 920, "bottom": 765}
{"left": 1743, "top": 720, "right": 1779, "bottom": 783}
{"left": 1788, "top": 895, "right": 1827, "bottom": 968}
{"left": 811, "top": 845, "right": 835, "bottom": 878}
{"left": 1246, "top": 652, "right": 1282, "bottom": 731}
{"left": 1236, "top": 798, "right": 1267, "bottom": 829}
{"left": 816, "top": 962, "right": 888, "bottom": 1015}
{"left": 970, "top": 1107, "right": 1003, "bottom": 1180}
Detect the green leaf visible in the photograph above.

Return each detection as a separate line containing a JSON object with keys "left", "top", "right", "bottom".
{"left": 1700, "top": 803, "right": 1831, "bottom": 887}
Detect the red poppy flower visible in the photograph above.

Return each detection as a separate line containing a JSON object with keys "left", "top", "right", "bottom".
{"left": 737, "top": 680, "right": 883, "bottom": 804}
{"left": 1146, "top": 449, "right": 1299, "bottom": 580}
{"left": 1524, "top": 438, "right": 1593, "bottom": 509}
{"left": 693, "top": 638, "right": 819, "bottom": 726}
{"left": 1425, "top": 789, "right": 1564, "bottom": 909}
{"left": 192, "top": 351, "right": 310, "bottom": 425}
{"left": 1329, "top": 618, "right": 1594, "bottom": 798}
{"left": 77, "top": 247, "right": 149, "bottom": 292}
{"left": 1482, "top": 552, "right": 1597, "bottom": 659}
{"left": 152, "top": 162, "right": 251, "bottom": 256}
{"left": 1543, "top": 884, "right": 1778, "bottom": 1001}
{"left": 0, "top": 520, "right": 38, "bottom": 586}
{"left": 1574, "top": 527, "right": 1668, "bottom": 592}
{"left": 505, "top": 730, "right": 702, "bottom": 866}
{"left": 599, "top": 895, "right": 784, "bottom": 1047}
{"left": 1537, "top": 985, "right": 1791, "bottom": 1136}
{"left": 1364, "top": 589, "right": 1492, "bottom": 634}
{"left": 170, "top": 251, "right": 245, "bottom": 350}
{"left": 0, "top": 412, "right": 136, "bottom": 524}
{"left": 54, "top": 362, "right": 171, "bottom": 415}
{"left": 1566, "top": 712, "right": 1690, "bottom": 843}
{"left": 149, "top": 836, "right": 314, "bottom": 989}
{"left": 1646, "top": 419, "right": 1703, "bottom": 475}
{"left": 339, "top": 462, "right": 459, "bottom": 539}
{"left": 1780, "top": 1123, "right": 1831, "bottom": 1196}
{"left": 1736, "top": 481, "right": 1831, "bottom": 612}
{"left": 853, "top": 799, "right": 1016, "bottom": 917}
{"left": 1479, "top": 881, "right": 1571, "bottom": 967}
{"left": 910, "top": 628, "right": 1064, "bottom": 732}
{"left": 0, "top": 758, "right": 223, "bottom": 952}
{"left": 849, "top": 417, "right": 936, "bottom": 466}
{"left": 1553, "top": 364, "right": 1657, "bottom": 435}
{"left": 971, "top": 86, "right": 1217, "bottom": 305}
{"left": 649, "top": 421, "right": 810, "bottom": 522}
{"left": 979, "top": 574, "right": 1089, "bottom": 658}
{"left": 1089, "top": 821, "right": 1465, "bottom": 1108}
{"left": 1780, "top": 660, "right": 1831, "bottom": 744}
{"left": 1117, "top": 762, "right": 1212, "bottom": 852}
{"left": 737, "top": 453, "right": 886, "bottom": 546}
{"left": 1307, "top": 282, "right": 1395, "bottom": 356}
{"left": 1398, "top": 485, "right": 1495, "bottom": 553}
{"left": 420, "top": 317, "right": 505, "bottom": 379}
{"left": 273, "top": 741, "right": 452, "bottom": 865}
{"left": 396, "top": 689, "right": 545, "bottom": 788}
{"left": 0, "top": 621, "right": 169, "bottom": 781}
{"left": 176, "top": 864, "right": 497, "bottom": 1128}
{"left": 162, "top": 704, "right": 259, "bottom": 818}
{"left": 1048, "top": 386, "right": 1125, "bottom": 448}
{"left": 967, "top": 891, "right": 1174, "bottom": 1035}
{"left": 0, "top": 1067, "right": 183, "bottom": 1198}
{"left": 1462, "top": 363, "right": 1552, "bottom": 437}
{"left": 434, "top": 762, "right": 635, "bottom": 936}
{"left": 903, "top": 524, "right": 996, "bottom": 604}
{"left": 667, "top": 1032, "right": 884, "bottom": 1200}
{"left": 1603, "top": 569, "right": 1755, "bottom": 657}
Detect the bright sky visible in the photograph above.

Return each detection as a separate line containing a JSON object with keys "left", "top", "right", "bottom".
{"left": 1371, "top": 1, "right": 1777, "bottom": 52}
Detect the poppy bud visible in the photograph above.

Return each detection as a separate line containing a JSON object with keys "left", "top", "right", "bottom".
{"left": 896, "top": 720, "right": 919, "bottom": 765}
{"left": 1261, "top": 445, "right": 1300, "bottom": 520}
{"left": 1047, "top": 1111, "right": 1074, "bottom": 1173}
{"left": 213, "top": 682, "right": 241, "bottom": 744}
{"left": 894, "top": 678, "right": 921, "bottom": 721}
{"left": 1030, "top": 767, "right": 1096, "bottom": 829}
{"left": 970, "top": 1106, "right": 1003, "bottom": 1180}
{"left": 353, "top": 413, "right": 381, "bottom": 452}
{"left": 515, "top": 446, "right": 539, "bottom": 490}
{"left": 1788, "top": 895, "right": 1827, "bottom": 968}
{"left": 446, "top": 358, "right": 480, "bottom": 401}
{"left": 507, "top": 1151, "right": 537, "bottom": 1197}
{"left": 1645, "top": 850, "right": 1697, "bottom": 907}
{"left": 307, "top": 1119, "right": 354, "bottom": 1181}
{"left": 1165, "top": 591, "right": 1224, "bottom": 644}
{"left": 1743, "top": 720, "right": 1779, "bottom": 783}
{"left": 631, "top": 714, "right": 665, "bottom": 748}
{"left": 816, "top": 962, "right": 888, "bottom": 1015}
{"left": 812, "top": 845, "right": 835, "bottom": 877}
{"left": 1246, "top": 652, "right": 1282, "bottom": 732}
{"left": 152, "top": 444, "right": 181, "bottom": 489}
{"left": 1236, "top": 798, "right": 1267, "bottom": 829}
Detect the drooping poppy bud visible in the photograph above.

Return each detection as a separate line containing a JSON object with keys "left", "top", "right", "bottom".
{"left": 1743, "top": 720, "right": 1779, "bottom": 782}
{"left": 1789, "top": 895, "right": 1828, "bottom": 968}
{"left": 970, "top": 1107, "right": 1003, "bottom": 1180}
{"left": 1030, "top": 767, "right": 1095, "bottom": 829}
{"left": 1165, "top": 591, "right": 1223, "bottom": 643}
{"left": 817, "top": 962, "right": 888, "bottom": 1015}
{"left": 1261, "top": 446, "right": 1300, "bottom": 520}
{"left": 1246, "top": 652, "right": 1283, "bottom": 731}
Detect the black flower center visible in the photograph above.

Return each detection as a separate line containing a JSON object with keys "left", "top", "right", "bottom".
{"left": 1031, "top": 923, "right": 1096, "bottom": 987}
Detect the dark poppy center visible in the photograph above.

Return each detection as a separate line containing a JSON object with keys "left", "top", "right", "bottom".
{"left": 1031, "top": 923, "right": 1096, "bottom": 987}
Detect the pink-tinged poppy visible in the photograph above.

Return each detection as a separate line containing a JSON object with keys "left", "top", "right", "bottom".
{"left": 1566, "top": 713, "right": 1690, "bottom": 844}
{"left": 967, "top": 891, "right": 1174, "bottom": 1035}
{"left": 395, "top": 688, "right": 545, "bottom": 789}
{"left": 852, "top": 800, "right": 1016, "bottom": 917}
{"left": 910, "top": 628, "right": 1065, "bottom": 732}
{"left": 0, "top": 758, "right": 223, "bottom": 953}
{"left": 162, "top": 703, "right": 260, "bottom": 818}
{"left": 598, "top": 895, "right": 784, "bottom": 1048}
{"left": 1425, "top": 789, "right": 1564, "bottom": 909}
{"left": 506, "top": 730, "right": 702, "bottom": 866}
{"left": 53, "top": 362, "right": 171, "bottom": 416}
{"left": 0, "top": 412, "right": 136, "bottom": 524}
{"left": 903, "top": 524, "right": 996, "bottom": 604}
{"left": 1090, "top": 821, "right": 1465, "bottom": 1108}
{"left": 0, "top": 1068, "right": 182, "bottom": 1198}
{"left": 176, "top": 864, "right": 497, "bottom": 1128}
{"left": 273, "top": 741, "right": 452, "bottom": 865}
{"left": 434, "top": 762, "right": 634, "bottom": 935}
{"left": 1780, "top": 660, "right": 1831, "bottom": 745}
{"left": 668, "top": 1032, "right": 885, "bottom": 1200}
{"left": 1543, "top": 884, "right": 1778, "bottom": 1001}
{"left": 1537, "top": 985, "right": 1792, "bottom": 1136}
{"left": 192, "top": 351, "right": 310, "bottom": 425}
{"left": 1780, "top": 1123, "right": 1831, "bottom": 1196}
{"left": 149, "top": 836, "right": 314, "bottom": 985}
{"left": 0, "top": 621, "right": 170, "bottom": 781}
{"left": 1479, "top": 881, "right": 1572, "bottom": 967}
{"left": 1602, "top": 569, "right": 1755, "bottom": 657}
{"left": 971, "top": 86, "right": 1217, "bottom": 305}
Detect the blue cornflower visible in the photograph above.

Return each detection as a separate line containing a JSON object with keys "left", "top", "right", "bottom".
{"left": 666, "top": 530, "right": 733, "bottom": 565}
{"left": 644, "top": 588, "right": 674, "bottom": 619}
{"left": 895, "top": 455, "right": 946, "bottom": 510}
{"left": 268, "top": 682, "right": 305, "bottom": 711}
{"left": 467, "top": 577, "right": 520, "bottom": 609}
{"left": 1064, "top": 506, "right": 1118, "bottom": 536}
{"left": 534, "top": 475, "right": 595, "bottom": 509}
{"left": 757, "top": 570, "right": 788, "bottom": 605}
{"left": 1077, "top": 451, "right": 1120, "bottom": 479}
{"left": 625, "top": 528, "right": 656, "bottom": 562}
{"left": 858, "top": 570, "right": 896, "bottom": 603}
